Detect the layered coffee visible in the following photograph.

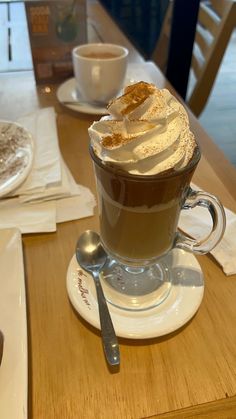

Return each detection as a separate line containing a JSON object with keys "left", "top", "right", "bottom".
{"left": 89, "top": 82, "right": 199, "bottom": 263}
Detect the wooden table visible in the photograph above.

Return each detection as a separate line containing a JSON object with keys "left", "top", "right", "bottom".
{"left": 1, "top": 1, "right": 236, "bottom": 418}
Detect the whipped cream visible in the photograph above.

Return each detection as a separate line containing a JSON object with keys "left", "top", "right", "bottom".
{"left": 88, "top": 82, "right": 197, "bottom": 175}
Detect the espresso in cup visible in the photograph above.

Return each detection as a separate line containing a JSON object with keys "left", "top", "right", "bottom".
{"left": 80, "top": 51, "right": 121, "bottom": 59}
{"left": 72, "top": 43, "right": 128, "bottom": 105}
{"left": 88, "top": 82, "right": 225, "bottom": 309}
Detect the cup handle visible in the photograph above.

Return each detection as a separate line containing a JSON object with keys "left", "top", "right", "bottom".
{"left": 174, "top": 187, "right": 226, "bottom": 254}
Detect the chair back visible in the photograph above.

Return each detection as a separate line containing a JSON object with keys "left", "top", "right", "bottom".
{"left": 189, "top": 0, "right": 236, "bottom": 116}
{"left": 152, "top": 0, "right": 236, "bottom": 116}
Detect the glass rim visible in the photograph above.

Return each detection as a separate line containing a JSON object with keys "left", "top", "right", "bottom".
{"left": 89, "top": 144, "right": 201, "bottom": 181}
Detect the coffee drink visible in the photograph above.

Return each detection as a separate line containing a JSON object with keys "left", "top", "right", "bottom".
{"left": 89, "top": 82, "right": 199, "bottom": 263}
{"left": 80, "top": 52, "right": 121, "bottom": 59}
{"left": 90, "top": 145, "right": 199, "bottom": 262}
{"left": 72, "top": 43, "right": 128, "bottom": 104}
{"left": 88, "top": 81, "right": 225, "bottom": 311}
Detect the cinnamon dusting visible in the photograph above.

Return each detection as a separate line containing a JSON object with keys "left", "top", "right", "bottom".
{"left": 102, "top": 133, "right": 134, "bottom": 149}
{"left": 115, "top": 81, "right": 155, "bottom": 116}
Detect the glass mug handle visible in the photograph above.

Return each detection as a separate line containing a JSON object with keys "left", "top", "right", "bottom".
{"left": 175, "top": 187, "right": 226, "bottom": 254}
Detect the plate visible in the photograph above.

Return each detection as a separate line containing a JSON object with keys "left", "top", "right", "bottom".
{"left": 0, "top": 121, "right": 34, "bottom": 198}
{"left": 56, "top": 78, "right": 108, "bottom": 115}
{"left": 66, "top": 249, "right": 204, "bottom": 339}
{"left": 57, "top": 63, "right": 154, "bottom": 115}
{"left": 0, "top": 228, "right": 27, "bottom": 418}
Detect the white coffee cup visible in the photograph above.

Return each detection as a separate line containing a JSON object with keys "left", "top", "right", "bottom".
{"left": 72, "top": 43, "right": 129, "bottom": 105}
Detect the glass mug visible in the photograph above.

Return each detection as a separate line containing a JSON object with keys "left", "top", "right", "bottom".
{"left": 90, "top": 146, "right": 226, "bottom": 311}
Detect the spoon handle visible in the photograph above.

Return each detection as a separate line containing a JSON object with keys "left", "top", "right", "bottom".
{"left": 93, "top": 272, "right": 120, "bottom": 366}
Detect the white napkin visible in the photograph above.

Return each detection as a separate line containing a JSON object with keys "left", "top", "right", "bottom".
{"left": 19, "top": 158, "right": 81, "bottom": 203}
{"left": 15, "top": 107, "right": 62, "bottom": 194}
{"left": 0, "top": 198, "right": 56, "bottom": 233}
{"left": 179, "top": 184, "right": 236, "bottom": 276}
{"left": 0, "top": 107, "right": 96, "bottom": 233}
{"left": 56, "top": 185, "right": 95, "bottom": 223}
{"left": 126, "top": 63, "right": 154, "bottom": 85}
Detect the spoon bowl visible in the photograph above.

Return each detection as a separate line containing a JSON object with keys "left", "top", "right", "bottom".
{"left": 75, "top": 230, "right": 120, "bottom": 366}
{"left": 76, "top": 230, "right": 107, "bottom": 272}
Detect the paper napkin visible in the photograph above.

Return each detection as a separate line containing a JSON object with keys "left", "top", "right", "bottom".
{"left": 0, "top": 107, "right": 96, "bottom": 233}
{"left": 15, "top": 107, "right": 62, "bottom": 194}
{"left": 0, "top": 198, "right": 56, "bottom": 233}
{"left": 126, "top": 63, "right": 154, "bottom": 85}
{"left": 179, "top": 184, "right": 236, "bottom": 276}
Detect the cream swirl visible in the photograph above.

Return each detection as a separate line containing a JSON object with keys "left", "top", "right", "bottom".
{"left": 88, "top": 82, "right": 197, "bottom": 175}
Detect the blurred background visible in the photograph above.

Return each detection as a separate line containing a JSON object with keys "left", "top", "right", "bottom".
{"left": 99, "top": 0, "right": 236, "bottom": 167}
{"left": 0, "top": 0, "right": 235, "bottom": 166}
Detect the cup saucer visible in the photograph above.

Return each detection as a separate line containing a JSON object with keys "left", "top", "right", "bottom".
{"left": 57, "top": 63, "right": 155, "bottom": 115}
{"left": 56, "top": 78, "right": 108, "bottom": 115}
{"left": 66, "top": 249, "right": 204, "bottom": 339}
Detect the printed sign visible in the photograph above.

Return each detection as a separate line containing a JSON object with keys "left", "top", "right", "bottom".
{"left": 25, "top": 0, "right": 87, "bottom": 83}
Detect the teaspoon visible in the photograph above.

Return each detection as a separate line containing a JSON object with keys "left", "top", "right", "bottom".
{"left": 75, "top": 230, "right": 120, "bottom": 366}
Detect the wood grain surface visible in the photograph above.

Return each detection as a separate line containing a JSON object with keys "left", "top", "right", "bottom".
{"left": 0, "top": 1, "right": 236, "bottom": 418}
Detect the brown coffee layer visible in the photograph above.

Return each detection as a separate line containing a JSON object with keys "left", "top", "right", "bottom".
{"left": 91, "top": 145, "right": 200, "bottom": 261}
{"left": 100, "top": 198, "right": 179, "bottom": 260}
{"left": 91, "top": 145, "right": 200, "bottom": 208}
{"left": 81, "top": 52, "right": 120, "bottom": 59}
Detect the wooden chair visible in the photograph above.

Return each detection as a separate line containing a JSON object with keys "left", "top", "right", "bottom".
{"left": 152, "top": 0, "right": 236, "bottom": 117}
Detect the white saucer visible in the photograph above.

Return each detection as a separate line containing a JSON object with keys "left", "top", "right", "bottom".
{"left": 57, "top": 63, "right": 155, "bottom": 115}
{"left": 56, "top": 78, "right": 108, "bottom": 115}
{"left": 0, "top": 121, "right": 34, "bottom": 197}
{"left": 66, "top": 249, "right": 204, "bottom": 339}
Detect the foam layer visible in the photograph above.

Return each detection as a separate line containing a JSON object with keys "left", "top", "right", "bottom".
{"left": 88, "top": 82, "right": 197, "bottom": 175}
